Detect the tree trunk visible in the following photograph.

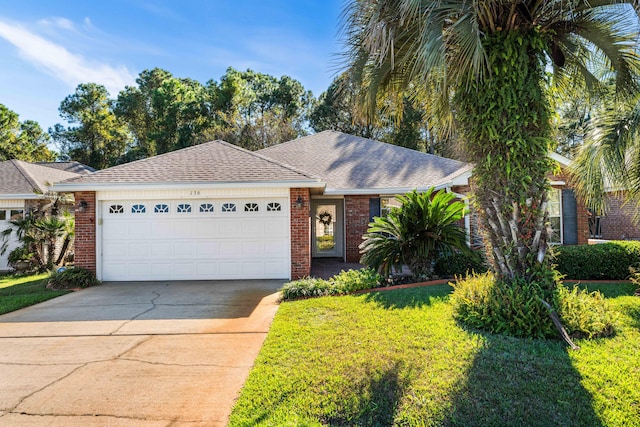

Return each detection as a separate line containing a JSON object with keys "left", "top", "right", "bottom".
{"left": 454, "top": 30, "right": 556, "bottom": 291}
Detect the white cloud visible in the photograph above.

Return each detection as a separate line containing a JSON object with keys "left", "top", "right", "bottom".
{"left": 0, "top": 19, "right": 135, "bottom": 95}
{"left": 37, "top": 17, "right": 75, "bottom": 31}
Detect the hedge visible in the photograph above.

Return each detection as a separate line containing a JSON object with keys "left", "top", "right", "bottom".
{"left": 552, "top": 241, "right": 640, "bottom": 280}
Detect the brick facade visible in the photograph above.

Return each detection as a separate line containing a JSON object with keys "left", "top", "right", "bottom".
{"left": 599, "top": 192, "right": 640, "bottom": 240}
{"left": 74, "top": 191, "right": 96, "bottom": 274}
{"left": 290, "top": 188, "right": 311, "bottom": 279}
{"left": 345, "top": 195, "right": 376, "bottom": 263}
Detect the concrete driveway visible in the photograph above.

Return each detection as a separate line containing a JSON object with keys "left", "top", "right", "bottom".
{"left": 0, "top": 280, "right": 283, "bottom": 426}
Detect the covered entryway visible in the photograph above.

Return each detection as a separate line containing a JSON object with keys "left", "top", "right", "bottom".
{"left": 100, "top": 197, "right": 289, "bottom": 281}
{"left": 311, "top": 199, "right": 344, "bottom": 258}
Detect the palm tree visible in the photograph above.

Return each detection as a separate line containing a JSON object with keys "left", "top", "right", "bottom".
{"left": 571, "top": 92, "right": 640, "bottom": 219}
{"left": 360, "top": 188, "right": 468, "bottom": 279}
{"left": 342, "top": 1, "right": 640, "bottom": 293}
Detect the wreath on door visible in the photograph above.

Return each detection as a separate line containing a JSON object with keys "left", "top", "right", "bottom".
{"left": 318, "top": 211, "right": 333, "bottom": 226}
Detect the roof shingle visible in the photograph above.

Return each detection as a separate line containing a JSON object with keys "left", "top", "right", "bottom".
{"left": 0, "top": 160, "right": 83, "bottom": 196}
{"left": 258, "top": 130, "right": 471, "bottom": 193}
{"left": 59, "top": 140, "right": 319, "bottom": 186}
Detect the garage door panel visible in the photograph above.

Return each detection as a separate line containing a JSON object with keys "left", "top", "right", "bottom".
{"left": 151, "top": 263, "right": 174, "bottom": 278}
{"left": 174, "top": 263, "right": 197, "bottom": 277}
{"left": 151, "top": 242, "right": 173, "bottom": 257}
{"left": 196, "top": 241, "right": 219, "bottom": 257}
{"left": 219, "top": 262, "right": 241, "bottom": 277}
{"left": 174, "top": 242, "right": 196, "bottom": 258}
{"left": 242, "top": 240, "right": 264, "bottom": 256}
{"left": 217, "top": 220, "right": 242, "bottom": 237}
{"left": 101, "top": 198, "right": 290, "bottom": 281}
{"left": 265, "top": 218, "right": 288, "bottom": 237}
{"left": 266, "top": 239, "right": 289, "bottom": 257}
{"left": 151, "top": 221, "right": 175, "bottom": 238}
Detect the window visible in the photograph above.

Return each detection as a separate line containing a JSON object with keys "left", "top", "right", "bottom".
{"left": 154, "top": 204, "right": 169, "bottom": 213}
{"left": 131, "top": 204, "right": 146, "bottom": 214}
{"left": 0, "top": 211, "right": 5, "bottom": 221}
{"left": 267, "top": 202, "right": 281, "bottom": 212}
{"left": 177, "top": 203, "right": 192, "bottom": 213}
{"left": 109, "top": 205, "right": 124, "bottom": 214}
{"left": 547, "top": 189, "right": 562, "bottom": 244}
{"left": 9, "top": 210, "right": 23, "bottom": 220}
{"left": 244, "top": 202, "right": 259, "bottom": 212}
{"left": 380, "top": 197, "right": 402, "bottom": 217}
{"left": 589, "top": 209, "right": 602, "bottom": 238}
{"left": 222, "top": 203, "right": 236, "bottom": 212}
{"left": 199, "top": 203, "right": 214, "bottom": 213}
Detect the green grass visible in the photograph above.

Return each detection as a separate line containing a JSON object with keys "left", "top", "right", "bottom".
{"left": 230, "top": 283, "right": 640, "bottom": 426}
{"left": 0, "top": 273, "right": 70, "bottom": 315}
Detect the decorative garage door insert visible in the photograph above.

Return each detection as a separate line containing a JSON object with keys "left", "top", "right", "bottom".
{"left": 100, "top": 198, "right": 289, "bottom": 281}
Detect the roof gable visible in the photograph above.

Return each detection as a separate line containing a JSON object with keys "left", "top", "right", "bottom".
{"left": 56, "top": 140, "right": 321, "bottom": 189}
{"left": 258, "top": 130, "right": 471, "bottom": 194}
{"left": 0, "top": 160, "right": 83, "bottom": 197}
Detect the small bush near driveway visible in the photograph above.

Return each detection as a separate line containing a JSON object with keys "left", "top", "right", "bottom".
{"left": 280, "top": 268, "right": 382, "bottom": 301}
{"left": 47, "top": 267, "right": 101, "bottom": 290}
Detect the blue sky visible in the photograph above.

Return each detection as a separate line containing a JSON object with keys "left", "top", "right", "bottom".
{"left": 0, "top": 1, "right": 345, "bottom": 131}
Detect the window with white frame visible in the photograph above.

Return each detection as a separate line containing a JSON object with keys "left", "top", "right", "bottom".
{"left": 380, "top": 196, "right": 402, "bottom": 217}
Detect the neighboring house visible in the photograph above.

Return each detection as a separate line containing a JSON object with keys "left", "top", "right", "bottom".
{"left": 0, "top": 160, "right": 95, "bottom": 271}
{"left": 53, "top": 130, "right": 592, "bottom": 282}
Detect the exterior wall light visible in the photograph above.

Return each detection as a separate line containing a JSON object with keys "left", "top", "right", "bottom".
{"left": 295, "top": 196, "right": 305, "bottom": 209}
{"left": 77, "top": 200, "right": 88, "bottom": 213}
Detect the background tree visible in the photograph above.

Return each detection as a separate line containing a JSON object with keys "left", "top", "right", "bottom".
{"left": 0, "top": 104, "right": 56, "bottom": 162}
{"left": 115, "top": 68, "right": 215, "bottom": 158}
{"left": 342, "top": 1, "right": 640, "bottom": 293}
{"left": 310, "top": 73, "right": 455, "bottom": 155}
{"left": 51, "top": 83, "right": 130, "bottom": 170}
{"left": 210, "top": 67, "right": 314, "bottom": 150}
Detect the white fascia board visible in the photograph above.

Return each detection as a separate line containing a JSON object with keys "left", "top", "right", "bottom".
{"left": 51, "top": 180, "right": 326, "bottom": 193}
{"left": 550, "top": 152, "right": 572, "bottom": 167}
{"left": 0, "top": 194, "right": 42, "bottom": 200}
{"left": 324, "top": 183, "right": 453, "bottom": 196}
{"left": 550, "top": 180, "right": 566, "bottom": 186}
{"left": 449, "top": 170, "right": 472, "bottom": 186}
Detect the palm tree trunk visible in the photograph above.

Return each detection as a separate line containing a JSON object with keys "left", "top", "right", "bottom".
{"left": 455, "top": 30, "right": 555, "bottom": 291}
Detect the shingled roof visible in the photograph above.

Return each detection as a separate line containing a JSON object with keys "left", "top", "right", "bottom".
{"left": 0, "top": 160, "right": 84, "bottom": 197}
{"left": 258, "top": 130, "right": 471, "bottom": 194}
{"left": 55, "top": 139, "right": 322, "bottom": 189}
{"left": 36, "top": 161, "right": 96, "bottom": 175}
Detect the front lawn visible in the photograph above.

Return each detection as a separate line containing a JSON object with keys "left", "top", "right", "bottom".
{"left": 230, "top": 282, "right": 640, "bottom": 426}
{"left": 0, "top": 273, "right": 70, "bottom": 315}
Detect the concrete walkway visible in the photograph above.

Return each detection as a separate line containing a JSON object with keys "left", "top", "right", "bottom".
{"left": 0, "top": 280, "right": 283, "bottom": 426}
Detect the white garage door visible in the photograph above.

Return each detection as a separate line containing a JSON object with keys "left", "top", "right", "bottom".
{"left": 100, "top": 198, "right": 290, "bottom": 281}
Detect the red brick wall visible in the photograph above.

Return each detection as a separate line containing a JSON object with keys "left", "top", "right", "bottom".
{"left": 600, "top": 192, "right": 640, "bottom": 240}
{"left": 290, "top": 188, "right": 311, "bottom": 279}
{"left": 345, "top": 195, "right": 376, "bottom": 263}
{"left": 74, "top": 191, "right": 96, "bottom": 274}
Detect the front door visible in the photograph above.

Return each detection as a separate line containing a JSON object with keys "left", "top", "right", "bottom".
{"left": 311, "top": 200, "right": 343, "bottom": 258}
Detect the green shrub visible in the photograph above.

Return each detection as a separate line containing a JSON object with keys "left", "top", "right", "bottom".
{"left": 360, "top": 188, "right": 468, "bottom": 279}
{"left": 552, "top": 241, "right": 640, "bottom": 280}
{"left": 433, "top": 250, "right": 489, "bottom": 278}
{"left": 554, "top": 285, "right": 617, "bottom": 338}
{"left": 280, "top": 268, "right": 382, "bottom": 301}
{"left": 450, "top": 272, "right": 555, "bottom": 338}
{"left": 451, "top": 272, "right": 618, "bottom": 339}
{"left": 280, "top": 277, "right": 333, "bottom": 300}
{"left": 332, "top": 268, "right": 382, "bottom": 294}
{"left": 47, "top": 268, "right": 101, "bottom": 290}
